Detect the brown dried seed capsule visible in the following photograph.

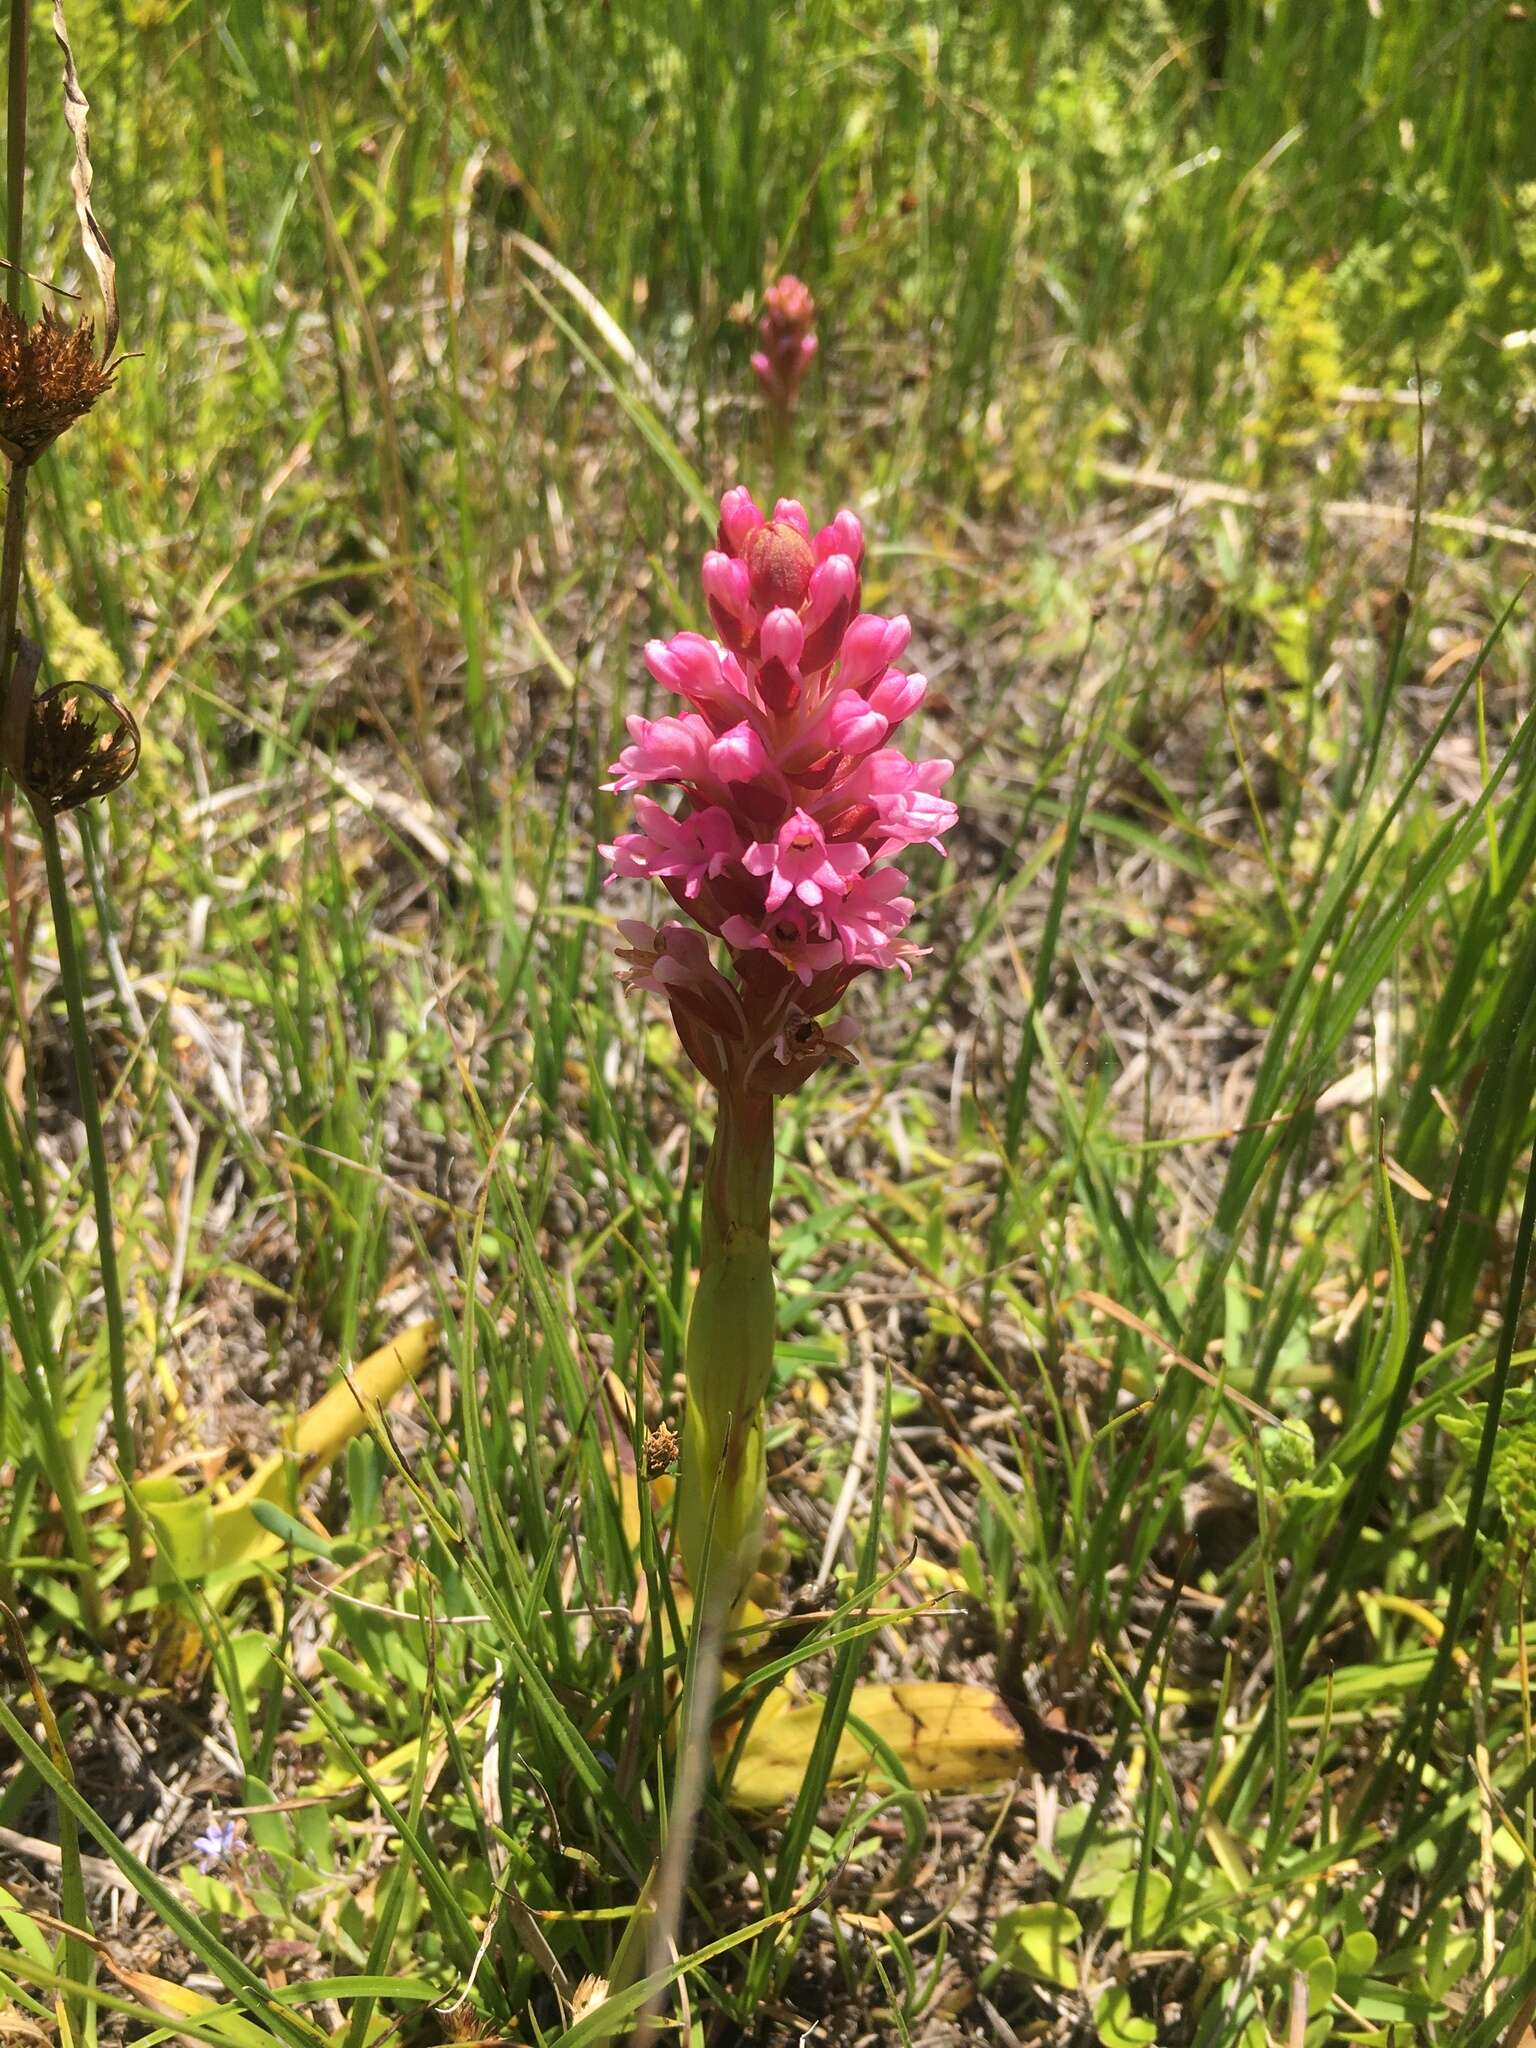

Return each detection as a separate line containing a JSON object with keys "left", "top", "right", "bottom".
{"left": 22, "top": 680, "right": 140, "bottom": 814}
{"left": 0, "top": 305, "right": 115, "bottom": 464}
{"left": 644, "top": 1421, "right": 679, "bottom": 1477}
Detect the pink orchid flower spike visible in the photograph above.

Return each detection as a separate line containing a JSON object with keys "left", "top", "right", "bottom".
{"left": 601, "top": 485, "right": 956, "bottom": 1606}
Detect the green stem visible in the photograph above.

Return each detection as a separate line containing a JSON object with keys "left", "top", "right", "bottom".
{"left": 0, "top": 1199, "right": 105, "bottom": 1631}
{"left": 0, "top": 462, "right": 27, "bottom": 733}
{"left": 675, "top": 1083, "right": 776, "bottom": 1605}
{"left": 37, "top": 803, "right": 142, "bottom": 1577}
{"left": 769, "top": 404, "right": 791, "bottom": 505}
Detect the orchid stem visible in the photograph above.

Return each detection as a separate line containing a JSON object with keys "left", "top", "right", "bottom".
{"left": 676, "top": 1084, "right": 776, "bottom": 1605}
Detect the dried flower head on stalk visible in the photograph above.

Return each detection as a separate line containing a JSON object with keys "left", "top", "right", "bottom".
{"left": 0, "top": 2, "right": 128, "bottom": 804}
{"left": 0, "top": 0, "right": 144, "bottom": 1612}
{"left": 22, "top": 677, "right": 139, "bottom": 813}
{"left": 644, "top": 1421, "right": 680, "bottom": 1478}
{"left": 0, "top": 0, "right": 126, "bottom": 788}
{"left": 0, "top": 301, "right": 114, "bottom": 463}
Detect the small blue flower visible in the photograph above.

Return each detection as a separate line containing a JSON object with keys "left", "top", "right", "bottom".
{"left": 191, "top": 1817, "right": 240, "bottom": 1873}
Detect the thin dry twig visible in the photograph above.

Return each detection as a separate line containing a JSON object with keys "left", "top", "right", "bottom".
{"left": 1095, "top": 456, "right": 1536, "bottom": 555}
{"left": 1079, "top": 1289, "right": 1284, "bottom": 1426}
{"left": 632, "top": 1587, "right": 731, "bottom": 2046}
{"left": 815, "top": 1300, "right": 881, "bottom": 1591}
{"left": 0, "top": 1823, "right": 121, "bottom": 1891}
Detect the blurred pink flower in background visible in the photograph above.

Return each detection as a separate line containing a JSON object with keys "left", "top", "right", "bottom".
{"left": 751, "top": 275, "right": 818, "bottom": 412}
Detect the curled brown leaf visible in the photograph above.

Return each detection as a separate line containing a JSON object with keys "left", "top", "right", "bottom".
{"left": 51, "top": 0, "right": 118, "bottom": 359}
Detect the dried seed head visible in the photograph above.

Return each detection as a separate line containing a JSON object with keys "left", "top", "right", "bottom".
{"left": 0, "top": 304, "right": 115, "bottom": 463}
{"left": 569, "top": 1976, "right": 610, "bottom": 2024}
{"left": 644, "top": 1421, "right": 680, "bottom": 1477}
{"left": 22, "top": 680, "right": 139, "bottom": 814}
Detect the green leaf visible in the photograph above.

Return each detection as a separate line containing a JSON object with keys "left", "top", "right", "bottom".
{"left": 226, "top": 1629, "right": 275, "bottom": 1697}
{"left": 1338, "top": 1927, "right": 1378, "bottom": 1979}
{"left": 249, "top": 1500, "right": 335, "bottom": 1558}
{"left": 1229, "top": 1419, "right": 1341, "bottom": 1501}
{"left": 0, "top": 1886, "right": 56, "bottom": 1971}
{"left": 1287, "top": 1931, "right": 1336, "bottom": 2006}
{"left": 1068, "top": 1834, "right": 1137, "bottom": 1901}
{"left": 1424, "top": 1904, "right": 1479, "bottom": 1999}
{"left": 1095, "top": 1984, "right": 1158, "bottom": 2048}
{"left": 1105, "top": 1868, "right": 1172, "bottom": 1934}
{"left": 272, "top": 1975, "right": 440, "bottom": 2004}
{"left": 995, "top": 1902, "right": 1082, "bottom": 1990}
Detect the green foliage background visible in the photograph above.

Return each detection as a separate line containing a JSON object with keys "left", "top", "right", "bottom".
{"left": 3, "top": 2, "right": 1536, "bottom": 2044}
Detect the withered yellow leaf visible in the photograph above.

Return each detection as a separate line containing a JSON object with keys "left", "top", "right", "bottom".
{"left": 103, "top": 1965, "right": 217, "bottom": 2017}
{"left": 286, "top": 1319, "right": 438, "bottom": 1473}
{"left": 98, "top": 1959, "right": 278, "bottom": 2047}
{"left": 727, "top": 1681, "right": 1026, "bottom": 1810}
{"left": 146, "top": 1322, "right": 436, "bottom": 1596}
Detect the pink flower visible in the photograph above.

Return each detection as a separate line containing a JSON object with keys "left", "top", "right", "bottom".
{"left": 836, "top": 612, "right": 910, "bottom": 691}
{"left": 606, "top": 487, "right": 954, "bottom": 1088}
{"left": 820, "top": 868, "right": 922, "bottom": 972}
{"left": 815, "top": 511, "right": 864, "bottom": 568}
{"left": 759, "top": 607, "right": 805, "bottom": 669}
{"left": 752, "top": 278, "right": 818, "bottom": 412}
{"left": 865, "top": 668, "right": 927, "bottom": 727}
{"left": 718, "top": 485, "right": 765, "bottom": 555}
{"left": 602, "top": 798, "right": 740, "bottom": 898}
{"left": 615, "top": 920, "right": 747, "bottom": 1082}
{"left": 721, "top": 907, "right": 845, "bottom": 988}
{"left": 867, "top": 755, "right": 958, "bottom": 852}
{"left": 708, "top": 719, "right": 775, "bottom": 788}
{"left": 702, "top": 553, "right": 754, "bottom": 648}
{"left": 644, "top": 633, "right": 757, "bottom": 729}
{"left": 800, "top": 556, "right": 859, "bottom": 672}
{"left": 767, "top": 497, "right": 811, "bottom": 539}
{"left": 873, "top": 790, "right": 956, "bottom": 852}
{"left": 827, "top": 690, "right": 892, "bottom": 757}
{"left": 608, "top": 713, "right": 711, "bottom": 793}
{"left": 741, "top": 809, "right": 867, "bottom": 912}
{"left": 829, "top": 750, "right": 958, "bottom": 852}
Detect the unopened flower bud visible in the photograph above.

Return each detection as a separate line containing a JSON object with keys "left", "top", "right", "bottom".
{"left": 745, "top": 521, "right": 815, "bottom": 612}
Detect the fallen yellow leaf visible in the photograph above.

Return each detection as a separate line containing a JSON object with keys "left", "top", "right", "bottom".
{"left": 727, "top": 1681, "right": 1027, "bottom": 1810}
{"left": 99, "top": 1959, "right": 286, "bottom": 2048}
{"left": 144, "top": 1321, "right": 437, "bottom": 1599}
{"left": 286, "top": 1321, "right": 438, "bottom": 1473}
